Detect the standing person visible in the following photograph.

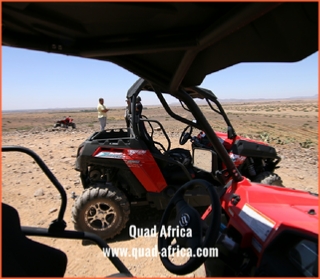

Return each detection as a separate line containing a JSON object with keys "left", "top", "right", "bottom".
{"left": 97, "top": 98, "right": 109, "bottom": 131}
{"left": 136, "top": 96, "right": 143, "bottom": 117}
{"left": 135, "top": 96, "right": 144, "bottom": 134}
{"left": 124, "top": 98, "right": 131, "bottom": 128}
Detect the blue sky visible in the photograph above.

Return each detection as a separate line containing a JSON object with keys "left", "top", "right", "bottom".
{"left": 2, "top": 46, "right": 318, "bottom": 111}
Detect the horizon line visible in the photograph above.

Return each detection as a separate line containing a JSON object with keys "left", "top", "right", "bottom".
{"left": 2, "top": 94, "right": 318, "bottom": 112}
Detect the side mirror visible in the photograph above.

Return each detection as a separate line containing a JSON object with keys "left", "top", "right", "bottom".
{"left": 192, "top": 147, "right": 218, "bottom": 173}
{"left": 227, "top": 126, "right": 236, "bottom": 139}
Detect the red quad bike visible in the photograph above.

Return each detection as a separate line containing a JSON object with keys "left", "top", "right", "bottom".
{"left": 73, "top": 79, "right": 281, "bottom": 239}
{"left": 54, "top": 116, "right": 76, "bottom": 129}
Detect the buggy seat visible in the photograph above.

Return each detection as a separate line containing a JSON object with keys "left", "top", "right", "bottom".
{"left": 2, "top": 203, "right": 68, "bottom": 277}
{"left": 137, "top": 119, "right": 195, "bottom": 184}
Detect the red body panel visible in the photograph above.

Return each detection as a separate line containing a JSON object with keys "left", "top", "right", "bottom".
{"left": 221, "top": 178, "right": 318, "bottom": 260}
{"left": 93, "top": 147, "right": 167, "bottom": 193}
{"left": 198, "top": 131, "right": 267, "bottom": 168}
{"left": 200, "top": 131, "right": 269, "bottom": 151}
{"left": 123, "top": 149, "right": 167, "bottom": 192}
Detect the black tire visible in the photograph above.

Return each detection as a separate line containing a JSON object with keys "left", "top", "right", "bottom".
{"left": 253, "top": 171, "right": 283, "bottom": 187}
{"left": 71, "top": 123, "right": 76, "bottom": 129}
{"left": 71, "top": 185, "right": 130, "bottom": 239}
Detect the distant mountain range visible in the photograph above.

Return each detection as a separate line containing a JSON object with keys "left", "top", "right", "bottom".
{"left": 217, "top": 94, "right": 318, "bottom": 103}
{"left": 3, "top": 95, "right": 318, "bottom": 113}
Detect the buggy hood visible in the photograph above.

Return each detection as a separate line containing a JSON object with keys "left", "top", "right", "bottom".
{"left": 2, "top": 2, "right": 318, "bottom": 93}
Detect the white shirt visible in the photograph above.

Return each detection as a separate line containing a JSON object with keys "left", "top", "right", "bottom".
{"left": 97, "top": 103, "right": 107, "bottom": 118}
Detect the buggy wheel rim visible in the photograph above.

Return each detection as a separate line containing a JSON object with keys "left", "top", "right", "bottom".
{"left": 84, "top": 202, "right": 116, "bottom": 231}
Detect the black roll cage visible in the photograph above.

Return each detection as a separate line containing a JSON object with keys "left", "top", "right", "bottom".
{"left": 1, "top": 146, "right": 133, "bottom": 277}
{"left": 126, "top": 78, "right": 243, "bottom": 182}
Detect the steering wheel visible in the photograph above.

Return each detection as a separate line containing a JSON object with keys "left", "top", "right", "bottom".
{"left": 158, "top": 179, "right": 221, "bottom": 275}
{"left": 179, "top": 125, "right": 193, "bottom": 145}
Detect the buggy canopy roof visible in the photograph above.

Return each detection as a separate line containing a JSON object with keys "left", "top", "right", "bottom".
{"left": 126, "top": 78, "right": 218, "bottom": 101}
{"left": 2, "top": 2, "right": 318, "bottom": 93}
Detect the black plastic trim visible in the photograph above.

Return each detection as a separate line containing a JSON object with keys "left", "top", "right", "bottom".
{"left": 232, "top": 140, "right": 278, "bottom": 159}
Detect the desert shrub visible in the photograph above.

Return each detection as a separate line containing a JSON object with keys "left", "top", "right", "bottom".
{"left": 259, "top": 132, "right": 270, "bottom": 143}
{"left": 265, "top": 124, "right": 275, "bottom": 128}
{"left": 17, "top": 126, "right": 33, "bottom": 131}
{"left": 80, "top": 109, "right": 96, "bottom": 112}
{"left": 299, "top": 139, "right": 313, "bottom": 148}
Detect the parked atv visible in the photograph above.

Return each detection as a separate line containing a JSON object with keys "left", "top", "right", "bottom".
{"left": 53, "top": 116, "right": 76, "bottom": 129}
{"left": 179, "top": 121, "right": 282, "bottom": 185}
{"left": 72, "top": 78, "right": 283, "bottom": 240}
